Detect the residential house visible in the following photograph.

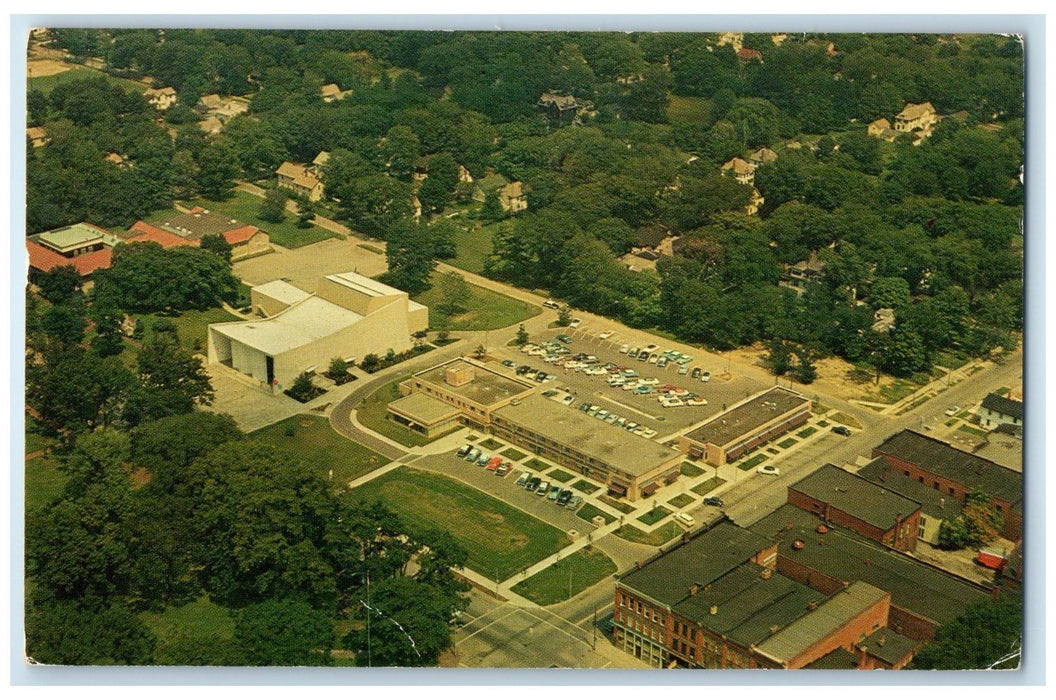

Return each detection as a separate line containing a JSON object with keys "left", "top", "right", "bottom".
{"left": 144, "top": 86, "right": 177, "bottom": 110}
{"left": 105, "top": 152, "right": 129, "bottom": 169}
{"left": 977, "top": 392, "right": 1024, "bottom": 431}
{"left": 498, "top": 181, "right": 528, "bottom": 213}
{"left": 721, "top": 157, "right": 756, "bottom": 186}
{"left": 893, "top": 102, "right": 938, "bottom": 134}
{"left": 872, "top": 307, "right": 896, "bottom": 333}
{"left": 276, "top": 161, "right": 325, "bottom": 202}
{"left": 26, "top": 126, "right": 48, "bottom": 148}
{"left": 868, "top": 118, "right": 899, "bottom": 142}
{"left": 537, "top": 91, "right": 581, "bottom": 125}
{"left": 746, "top": 188, "right": 765, "bottom": 216}
{"left": 147, "top": 207, "right": 271, "bottom": 260}
{"left": 749, "top": 147, "right": 778, "bottom": 167}
{"left": 320, "top": 83, "right": 350, "bottom": 102}
{"left": 198, "top": 115, "right": 223, "bottom": 135}
{"left": 779, "top": 252, "right": 826, "bottom": 296}
{"left": 196, "top": 93, "right": 250, "bottom": 125}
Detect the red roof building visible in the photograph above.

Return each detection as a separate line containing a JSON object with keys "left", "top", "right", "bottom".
{"left": 26, "top": 240, "right": 112, "bottom": 276}
{"left": 126, "top": 221, "right": 198, "bottom": 248}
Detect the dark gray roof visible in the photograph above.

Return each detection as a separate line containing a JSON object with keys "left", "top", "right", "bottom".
{"left": 981, "top": 393, "right": 1023, "bottom": 421}
{"left": 805, "top": 647, "right": 859, "bottom": 669}
{"left": 617, "top": 521, "right": 774, "bottom": 606}
{"left": 684, "top": 387, "right": 810, "bottom": 448}
{"left": 858, "top": 627, "right": 919, "bottom": 666}
{"left": 873, "top": 430, "right": 1022, "bottom": 506}
{"left": 790, "top": 464, "right": 921, "bottom": 531}
{"left": 856, "top": 458, "right": 964, "bottom": 521}
{"left": 748, "top": 505, "right": 991, "bottom": 624}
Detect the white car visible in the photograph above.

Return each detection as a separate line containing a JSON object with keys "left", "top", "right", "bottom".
{"left": 757, "top": 465, "right": 780, "bottom": 476}
{"left": 945, "top": 406, "right": 960, "bottom": 417}
{"left": 586, "top": 367, "right": 608, "bottom": 376}
{"left": 686, "top": 397, "right": 707, "bottom": 406}
{"left": 622, "top": 381, "right": 640, "bottom": 391}
{"left": 599, "top": 330, "right": 614, "bottom": 339}
{"left": 570, "top": 318, "right": 582, "bottom": 329}
{"left": 660, "top": 398, "right": 685, "bottom": 408}
{"left": 701, "top": 371, "right": 711, "bottom": 382}
{"left": 640, "top": 428, "right": 658, "bottom": 439}
{"left": 619, "top": 344, "right": 630, "bottom": 354}
{"left": 638, "top": 377, "right": 659, "bottom": 385}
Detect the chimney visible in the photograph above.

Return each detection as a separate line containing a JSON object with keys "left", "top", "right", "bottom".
{"left": 878, "top": 635, "right": 886, "bottom": 648}
{"left": 761, "top": 568, "right": 772, "bottom": 580}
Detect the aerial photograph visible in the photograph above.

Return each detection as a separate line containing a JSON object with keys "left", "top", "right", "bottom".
{"left": 21, "top": 27, "right": 1025, "bottom": 672}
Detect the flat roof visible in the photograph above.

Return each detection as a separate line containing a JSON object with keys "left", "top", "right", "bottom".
{"left": 874, "top": 430, "right": 1022, "bottom": 505}
{"left": 981, "top": 392, "right": 1023, "bottom": 421}
{"left": 756, "top": 581, "right": 887, "bottom": 663}
{"left": 253, "top": 280, "right": 311, "bottom": 308}
{"left": 388, "top": 392, "right": 461, "bottom": 425}
{"left": 326, "top": 271, "right": 406, "bottom": 299}
{"left": 415, "top": 360, "right": 533, "bottom": 407}
{"left": 856, "top": 458, "right": 964, "bottom": 521}
{"left": 37, "top": 223, "right": 117, "bottom": 252}
{"left": 684, "top": 387, "right": 810, "bottom": 448}
{"left": 494, "top": 394, "right": 681, "bottom": 478}
{"left": 859, "top": 627, "right": 918, "bottom": 666}
{"left": 159, "top": 208, "right": 245, "bottom": 239}
{"left": 790, "top": 464, "right": 921, "bottom": 531}
{"left": 805, "top": 647, "right": 859, "bottom": 669}
{"left": 618, "top": 521, "right": 775, "bottom": 605}
{"left": 748, "top": 505, "right": 990, "bottom": 624}
{"left": 210, "top": 295, "right": 363, "bottom": 356}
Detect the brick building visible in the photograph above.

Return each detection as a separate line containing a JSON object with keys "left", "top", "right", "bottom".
{"left": 787, "top": 464, "right": 922, "bottom": 552}
{"left": 871, "top": 430, "right": 1022, "bottom": 540}
{"left": 856, "top": 457, "right": 964, "bottom": 546}
{"left": 613, "top": 520, "right": 897, "bottom": 669}
{"left": 679, "top": 387, "right": 811, "bottom": 466}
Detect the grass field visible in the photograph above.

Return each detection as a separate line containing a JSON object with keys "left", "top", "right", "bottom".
{"left": 598, "top": 494, "right": 635, "bottom": 514}
{"left": 28, "top": 66, "right": 147, "bottom": 95}
{"left": 447, "top": 224, "right": 495, "bottom": 275}
{"left": 500, "top": 447, "right": 527, "bottom": 461}
{"left": 667, "top": 493, "right": 695, "bottom": 509}
{"left": 250, "top": 415, "right": 388, "bottom": 485}
{"left": 351, "top": 467, "right": 567, "bottom": 580}
{"left": 147, "top": 192, "right": 337, "bottom": 249}
{"left": 615, "top": 522, "right": 681, "bottom": 546}
{"left": 576, "top": 503, "right": 614, "bottom": 525}
{"left": 679, "top": 461, "right": 704, "bottom": 477}
{"left": 25, "top": 454, "right": 67, "bottom": 512}
{"left": 510, "top": 548, "right": 617, "bottom": 606}
{"left": 776, "top": 437, "right": 797, "bottom": 449}
{"left": 637, "top": 505, "right": 672, "bottom": 526}
{"left": 24, "top": 416, "right": 56, "bottom": 455}
{"left": 666, "top": 95, "right": 713, "bottom": 125}
{"left": 830, "top": 411, "right": 864, "bottom": 429}
{"left": 571, "top": 479, "right": 600, "bottom": 495}
{"left": 479, "top": 438, "right": 504, "bottom": 450}
{"left": 356, "top": 376, "right": 432, "bottom": 447}
{"left": 136, "top": 306, "right": 241, "bottom": 354}
{"left": 691, "top": 476, "right": 726, "bottom": 496}
{"left": 547, "top": 469, "right": 575, "bottom": 484}
{"left": 140, "top": 595, "right": 237, "bottom": 663}
{"left": 412, "top": 276, "right": 538, "bottom": 331}
{"left": 796, "top": 426, "right": 817, "bottom": 439}
{"left": 525, "top": 457, "right": 552, "bottom": 472}
{"left": 741, "top": 453, "right": 769, "bottom": 469}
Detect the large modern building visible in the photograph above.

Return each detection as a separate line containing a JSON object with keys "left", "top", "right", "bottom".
{"left": 208, "top": 271, "right": 427, "bottom": 392}
{"left": 679, "top": 387, "right": 811, "bottom": 466}
{"left": 614, "top": 520, "right": 905, "bottom": 669}
{"left": 871, "top": 430, "right": 1022, "bottom": 540}
{"left": 787, "top": 464, "right": 922, "bottom": 552}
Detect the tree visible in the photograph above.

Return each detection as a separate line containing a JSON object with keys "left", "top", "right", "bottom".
{"left": 417, "top": 175, "right": 450, "bottom": 214}
{"left": 199, "top": 232, "right": 233, "bottom": 263}
{"left": 481, "top": 189, "right": 505, "bottom": 221}
{"left": 434, "top": 271, "right": 471, "bottom": 316}
{"left": 557, "top": 305, "right": 572, "bottom": 326}
{"left": 764, "top": 339, "right": 794, "bottom": 376}
{"left": 40, "top": 302, "right": 87, "bottom": 346}
{"left": 94, "top": 242, "right": 238, "bottom": 312}
{"left": 35, "top": 265, "right": 83, "bottom": 304}
{"left": 27, "top": 345, "right": 134, "bottom": 435}
{"left": 911, "top": 592, "right": 1022, "bottom": 670}
{"left": 869, "top": 276, "right": 912, "bottom": 311}
{"left": 287, "top": 371, "right": 315, "bottom": 402}
{"left": 332, "top": 175, "right": 415, "bottom": 238}
{"left": 130, "top": 411, "right": 243, "bottom": 489}
{"left": 259, "top": 187, "right": 289, "bottom": 223}
{"left": 327, "top": 356, "right": 349, "bottom": 379}
{"left": 937, "top": 491, "right": 1004, "bottom": 550}
{"left": 380, "top": 220, "right": 437, "bottom": 295}
{"left": 196, "top": 140, "right": 239, "bottom": 201}
{"left": 89, "top": 304, "right": 126, "bottom": 358}
{"left": 383, "top": 124, "right": 421, "bottom": 180}
{"left": 295, "top": 197, "right": 316, "bottom": 228}
{"left": 515, "top": 324, "right": 529, "bottom": 347}
{"left": 25, "top": 597, "right": 156, "bottom": 665}
{"left": 234, "top": 598, "right": 335, "bottom": 666}
{"left": 123, "top": 332, "right": 214, "bottom": 426}
{"left": 360, "top": 353, "right": 381, "bottom": 373}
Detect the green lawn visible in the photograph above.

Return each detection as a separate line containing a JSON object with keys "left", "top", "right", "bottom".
{"left": 412, "top": 276, "right": 539, "bottom": 331}
{"left": 479, "top": 437, "right": 504, "bottom": 450}
{"left": 571, "top": 479, "right": 600, "bottom": 495}
{"left": 547, "top": 469, "right": 575, "bottom": 484}
{"left": 510, "top": 548, "right": 617, "bottom": 606}
{"left": 525, "top": 457, "right": 552, "bottom": 472}
{"left": 615, "top": 522, "right": 681, "bottom": 546}
{"left": 25, "top": 454, "right": 67, "bottom": 512}
{"left": 136, "top": 306, "right": 241, "bottom": 354}
{"left": 958, "top": 424, "right": 989, "bottom": 439}
{"left": 796, "top": 426, "right": 817, "bottom": 439}
{"left": 351, "top": 467, "right": 568, "bottom": 580}
{"left": 776, "top": 437, "right": 798, "bottom": 449}
{"left": 355, "top": 377, "right": 432, "bottom": 448}
{"left": 29, "top": 66, "right": 147, "bottom": 95}
{"left": 691, "top": 476, "right": 726, "bottom": 496}
{"left": 679, "top": 461, "right": 704, "bottom": 478}
{"left": 149, "top": 192, "right": 338, "bottom": 249}
{"left": 830, "top": 411, "right": 864, "bottom": 429}
{"left": 637, "top": 505, "right": 672, "bottom": 526}
{"left": 667, "top": 95, "right": 713, "bottom": 125}
{"left": 598, "top": 494, "right": 636, "bottom": 514}
{"left": 447, "top": 223, "right": 495, "bottom": 275}
{"left": 576, "top": 503, "right": 614, "bottom": 525}
{"left": 250, "top": 415, "right": 389, "bottom": 485}
{"left": 500, "top": 447, "right": 527, "bottom": 461}
{"left": 667, "top": 493, "right": 695, "bottom": 509}
{"left": 741, "top": 453, "right": 769, "bottom": 470}
{"left": 140, "top": 595, "right": 238, "bottom": 664}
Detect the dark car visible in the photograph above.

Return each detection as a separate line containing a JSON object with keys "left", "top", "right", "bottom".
{"left": 526, "top": 477, "right": 541, "bottom": 491}
{"left": 501, "top": 359, "right": 516, "bottom": 367}
{"left": 557, "top": 334, "right": 572, "bottom": 344}
{"left": 832, "top": 425, "right": 851, "bottom": 436}
{"left": 516, "top": 365, "right": 531, "bottom": 375}
{"left": 703, "top": 496, "right": 724, "bottom": 507}
{"left": 535, "top": 371, "right": 547, "bottom": 382}
{"left": 557, "top": 489, "right": 573, "bottom": 506}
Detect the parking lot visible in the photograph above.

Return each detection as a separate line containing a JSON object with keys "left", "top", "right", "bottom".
{"left": 490, "top": 326, "right": 767, "bottom": 438}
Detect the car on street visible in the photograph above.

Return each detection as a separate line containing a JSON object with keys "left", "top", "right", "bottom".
{"left": 945, "top": 406, "right": 960, "bottom": 417}
{"left": 516, "top": 472, "right": 532, "bottom": 486}
{"left": 703, "top": 496, "right": 724, "bottom": 507}
{"left": 674, "top": 512, "right": 695, "bottom": 528}
{"left": 599, "top": 330, "right": 614, "bottom": 339}
{"left": 619, "top": 344, "right": 630, "bottom": 354}
{"left": 542, "top": 300, "right": 560, "bottom": 309}
{"left": 701, "top": 371, "right": 711, "bottom": 382}
{"left": 756, "top": 465, "right": 780, "bottom": 476}
{"left": 832, "top": 425, "right": 851, "bottom": 436}
{"left": 570, "top": 318, "right": 582, "bottom": 328}
{"left": 537, "top": 480, "right": 551, "bottom": 495}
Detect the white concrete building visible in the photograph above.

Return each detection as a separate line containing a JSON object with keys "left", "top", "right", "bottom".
{"left": 207, "top": 271, "right": 428, "bottom": 392}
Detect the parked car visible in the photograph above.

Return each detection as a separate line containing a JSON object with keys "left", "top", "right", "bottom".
{"left": 457, "top": 444, "right": 472, "bottom": 458}
{"left": 660, "top": 398, "right": 685, "bottom": 408}
{"left": 516, "top": 365, "right": 531, "bottom": 375}
{"left": 565, "top": 495, "right": 583, "bottom": 511}
{"left": 638, "top": 377, "right": 659, "bottom": 385}
{"left": 497, "top": 462, "right": 511, "bottom": 476}
{"left": 945, "top": 406, "right": 961, "bottom": 417}
{"left": 674, "top": 512, "right": 695, "bottom": 528}
{"left": 627, "top": 347, "right": 639, "bottom": 358}
{"left": 619, "top": 344, "right": 630, "bottom": 354}
{"left": 596, "top": 409, "right": 609, "bottom": 420}
{"left": 634, "top": 385, "right": 655, "bottom": 395}
{"left": 579, "top": 402, "right": 591, "bottom": 411}
{"left": 570, "top": 318, "right": 582, "bottom": 329}
{"left": 657, "top": 357, "right": 668, "bottom": 368}
{"left": 537, "top": 480, "right": 551, "bottom": 495}
{"left": 638, "top": 350, "right": 650, "bottom": 361}
{"left": 686, "top": 397, "right": 707, "bottom": 406}
{"left": 516, "top": 472, "right": 532, "bottom": 486}
{"left": 486, "top": 456, "right": 502, "bottom": 471}
{"left": 691, "top": 367, "right": 701, "bottom": 379}
{"left": 757, "top": 465, "right": 780, "bottom": 476}
{"left": 562, "top": 395, "right": 575, "bottom": 405}
{"left": 557, "top": 334, "right": 572, "bottom": 344}
{"left": 557, "top": 489, "right": 573, "bottom": 505}
{"left": 703, "top": 496, "right": 724, "bottom": 507}
{"left": 641, "top": 428, "right": 658, "bottom": 439}
{"left": 535, "top": 371, "right": 547, "bottom": 382}
{"left": 832, "top": 425, "right": 851, "bottom": 436}
{"left": 587, "top": 405, "right": 600, "bottom": 415}
{"left": 701, "top": 371, "right": 711, "bottom": 382}
{"left": 678, "top": 364, "right": 689, "bottom": 375}
{"left": 526, "top": 477, "right": 541, "bottom": 491}
{"left": 644, "top": 344, "right": 659, "bottom": 352}
{"left": 466, "top": 448, "right": 481, "bottom": 462}
{"left": 477, "top": 453, "right": 491, "bottom": 466}
{"left": 548, "top": 485, "right": 562, "bottom": 500}
{"left": 542, "top": 300, "right": 560, "bottom": 309}
{"left": 648, "top": 353, "right": 660, "bottom": 364}
{"left": 599, "top": 330, "right": 614, "bottom": 339}
{"left": 609, "top": 376, "right": 626, "bottom": 387}
{"left": 501, "top": 359, "right": 515, "bottom": 368}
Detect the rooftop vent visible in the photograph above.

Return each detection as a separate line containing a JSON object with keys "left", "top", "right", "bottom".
{"left": 816, "top": 524, "right": 829, "bottom": 534}
{"left": 791, "top": 539, "right": 805, "bottom": 550}
{"left": 709, "top": 605, "right": 718, "bottom": 616}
